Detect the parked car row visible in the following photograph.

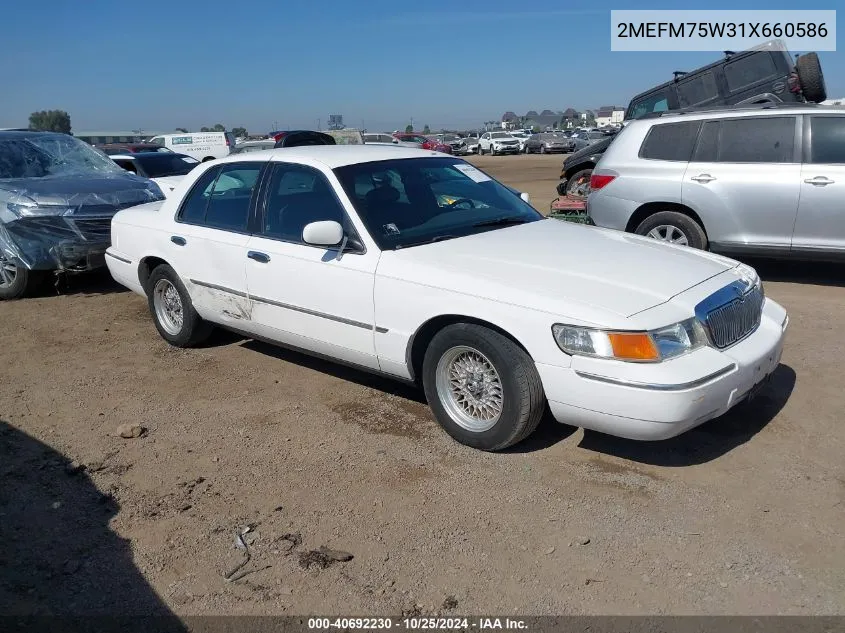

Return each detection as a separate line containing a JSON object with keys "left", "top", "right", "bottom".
{"left": 102, "top": 145, "right": 788, "bottom": 452}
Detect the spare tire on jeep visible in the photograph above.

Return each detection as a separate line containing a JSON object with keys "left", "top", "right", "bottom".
{"left": 796, "top": 52, "right": 827, "bottom": 103}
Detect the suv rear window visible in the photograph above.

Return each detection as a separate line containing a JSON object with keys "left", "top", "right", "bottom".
{"left": 724, "top": 52, "right": 779, "bottom": 92}
{"left": 639, "top": 121, "right": 703, "bottom": 161}
{"left": 693, "top": 116, "right": 796, "bottom": 163}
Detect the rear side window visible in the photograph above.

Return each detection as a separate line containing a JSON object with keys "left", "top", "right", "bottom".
{"left": 178, "top": 162, "right": 263, "bottom": 231}
{"left": 808, "top": 117, "right": 845, "bottom": 164}
{"left": 639, "top": 121, "right": 702, "bottom": 161}
{"left": 692, "top": 117, "right": 795, "bottom": 163}
{"left": 676, "top": 71, "right": 719, "bottom": 107}
{"left": 627, "top": 90, "right": 673, "bottom": 119}
{"left": 724, "top": 52, "right": 779, "bottom": 92}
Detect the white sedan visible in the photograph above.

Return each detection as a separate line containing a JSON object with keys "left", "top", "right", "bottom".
{"left": 106, "top": 146, "right": 788, "bottom": 451}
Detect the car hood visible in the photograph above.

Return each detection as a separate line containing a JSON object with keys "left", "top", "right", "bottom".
{"left": 0, "top": 173, "right": 163, "bottom": 214}
{"left": 379, "top": 219, "right": 737, "bottom": 324}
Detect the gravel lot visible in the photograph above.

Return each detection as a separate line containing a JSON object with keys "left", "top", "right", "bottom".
{"left": 1, "top": 154, "right": 843, "bottom": 617}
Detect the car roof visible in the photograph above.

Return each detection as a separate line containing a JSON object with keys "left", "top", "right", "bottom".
{"left": 215, "top": 145, "right": 451, "bottom": 168}
{"left": 628, "top": 103, "right": 845, "bottom": 127}
{"left": 0, "top": 130, "right": 62, "bottom": 140}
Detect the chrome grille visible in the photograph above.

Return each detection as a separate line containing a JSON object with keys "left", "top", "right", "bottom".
{"left": 701, "top": 284, "right": 764, "bottom": 349}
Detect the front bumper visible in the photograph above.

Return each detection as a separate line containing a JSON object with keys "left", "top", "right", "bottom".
{"left": 536, "top": 298, "right": 789, "bottom": 440}
{"left": 492, "top": 145, "right": 520, "bottom": 153}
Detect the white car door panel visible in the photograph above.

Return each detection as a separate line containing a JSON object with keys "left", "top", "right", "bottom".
{"left": 168, "top": 161, "right": 265, "bottom": 329}
{"left": 682, "top": 116, "right": 801, "bottom": 251}
{"left": 245, "top": 162, "right": 380, "bottom": 370}
{"left": 793, "top": 115, "right": 845, "bottom": 254}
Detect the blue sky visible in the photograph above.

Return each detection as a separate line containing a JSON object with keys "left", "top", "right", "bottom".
{"left": 1, "top": 0, "right": 841, "bottom": 134}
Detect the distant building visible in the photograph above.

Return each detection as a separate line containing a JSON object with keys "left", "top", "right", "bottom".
{"left": 74, "top": 130, "right": 167, "bottom": 145}
{"left": 594, "top": 106, "right": 625, "bottom": 128}
{"left": 501, "top": 109, "right": 571, "bottom": 131}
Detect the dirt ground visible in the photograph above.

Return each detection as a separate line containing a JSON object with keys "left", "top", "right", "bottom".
{"left": 1, "top": 154, "right": 844, "bottom": 617}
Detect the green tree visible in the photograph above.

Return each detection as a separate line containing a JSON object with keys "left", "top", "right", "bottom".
{"left": 405, "top": 124, "right": 413, "bottom": 133}
{"left": 174, "top": 127, "right": 188, "bottom": 133}
{"left": 200, "top": 127, "right": 210, "bottom": 132}
{"left": 211, "top": 123, "right": 226, "bottom": 132}
{"left": 28, "top": 110, "right": 71, "bottom": 134}
{"left": 231, "top": 126, "right": 248, "bottom": 138}
{"left": 422, "top": 124, "right": 430, "bottom": 134}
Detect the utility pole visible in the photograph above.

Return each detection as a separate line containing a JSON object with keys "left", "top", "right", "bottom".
{"left": 410, "top": 117, "right": 414, "bottom": 131}
{"left": 317, "top": 118, "right": 321, "bottom": 131}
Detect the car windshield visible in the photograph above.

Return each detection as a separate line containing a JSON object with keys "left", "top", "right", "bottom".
{"left": 490, "top": 132, "right": 510, "bottom": 139}
{"left": 333, "top": 157, "right": 543, "bottom": 250}
{"left": 0, "top": 134, "right": 126, "bottom": 180}
{"left": 132, "top": 153, "right": 200, "bottom": 177}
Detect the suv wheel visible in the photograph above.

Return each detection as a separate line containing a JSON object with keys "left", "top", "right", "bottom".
{"left": 634, "top": 211, "right": 707, "bottom": 250}
{"left": 0, "top": 253, "right": 45, "bottom": 300}
{"left": 565, "top": 168, "right": 593, "bottom": 196}
{"left": 796, "top": 52, "right": 827, "bottom": 103}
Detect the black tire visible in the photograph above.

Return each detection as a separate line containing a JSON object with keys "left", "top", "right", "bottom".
{"left": 565, "top": 168, "right": 593, "bottom": 196}
{"left": 0, "top": 257, "right": 46, "bottom": 300}
{"left": 146, "top": 264, "right": 213, "bottom": 347}
{"left": 634, "top": 211, "right": 708, "bottom": 250}
{"left": 556, "top": 181, "right": 567, "bottom": 196}
{"left": 421, "top": 323, "right": 545, "bottom": 451}
{"left": 796, "top": 52, "right": 827, "bottom": 103}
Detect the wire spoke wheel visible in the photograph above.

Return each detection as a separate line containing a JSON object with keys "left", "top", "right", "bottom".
{"left": 153, "top": 278, "right": 184, "bottom": 335}
{"left": 435, "top": 346, "right": 504, "bottom": 433}
{"left": 0, "top": 253, "right": 17, "bottom": 288}
{"left": 646, "top": 224, "right": 689, "bottom": 245}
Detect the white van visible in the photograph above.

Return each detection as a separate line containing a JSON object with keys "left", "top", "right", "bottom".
{"left": 147, "top": 132, "right": 235, "bottom": 162}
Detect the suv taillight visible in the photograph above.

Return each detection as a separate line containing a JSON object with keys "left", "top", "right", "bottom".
{"left": 590, "top": 174, "right": 616, "bottom": 190}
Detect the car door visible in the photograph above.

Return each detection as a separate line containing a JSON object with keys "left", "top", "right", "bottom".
{"left": 169, "top": 161, "right": 266, "bottom": 328}
{"left": 480, "top": 133, "right": 490, "bottom": 151}
{"left": 244, "top": 161, "right": 381, "bottom": 370}
{"left": 682, "top": 115, "right": 801, "bottom": 254}
{"left": 793, "top": 115, "right": 845, "bottom": 255}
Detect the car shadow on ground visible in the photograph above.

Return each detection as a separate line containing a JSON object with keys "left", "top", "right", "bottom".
{"left": 31, "top": 268, "right": 129, "bottom": 298}
{"left": 0, "top": 420, "right": 186, "bottom": 631}
{"left": 577, "top": 363, "right": 797, "bottom": 467}
{"left": 236, "top": 337, "right": 426, "bottom": 403}
{"left": 747, "top": 258, "right": 845, "bottom": 288}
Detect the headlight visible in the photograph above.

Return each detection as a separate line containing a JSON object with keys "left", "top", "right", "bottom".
{"left": 7, "top": 203, "right": 76, "bottom": 217}
{"left": 552, "top": 318, "right": 707, "bottom": 362}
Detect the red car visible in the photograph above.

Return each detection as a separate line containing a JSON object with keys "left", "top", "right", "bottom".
{"left": 392, "top": 133, "right": 452, "bottom": 154}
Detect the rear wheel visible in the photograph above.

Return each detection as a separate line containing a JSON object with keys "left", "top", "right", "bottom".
{"left": 422, "top": 323, "right": 545, "bottom": 451}
{"left": 146, "top": 264, "right": 213, "bottom": 347}
{"left": 0, "top": 253, "right": 45, "bottom": 300}
{"left": 796, "top": 52, "right": 827, "bottom": 103}
{"left": 634, "top": 211, "right": 707, "bottom": 250}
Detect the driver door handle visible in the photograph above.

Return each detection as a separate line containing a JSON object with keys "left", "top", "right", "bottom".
{"left": 247, "top": 251, "right": 270, "bottom": 263}
{"left": 691, "top": 174, "right": 716, "bottom": 183}
{"left": 804, "top": 176, "right": 835, "bottom": 186}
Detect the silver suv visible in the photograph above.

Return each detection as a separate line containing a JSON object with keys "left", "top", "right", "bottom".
{"left": 586, "top": 103, "right": 845, "bottom": 260}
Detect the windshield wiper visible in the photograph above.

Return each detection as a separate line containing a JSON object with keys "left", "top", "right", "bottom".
{"left": 472, "top": 215, "right": 530, "bottom": 228}
{"left": 394, "top": 235, "right": 459, "bottom": 250}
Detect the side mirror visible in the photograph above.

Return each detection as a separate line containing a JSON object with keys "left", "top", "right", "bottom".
{"left": 520, "top": 192, "right": 531, "bottom": 203}
{"left": 302, "top": 220, "right": 344, "bottom": 246}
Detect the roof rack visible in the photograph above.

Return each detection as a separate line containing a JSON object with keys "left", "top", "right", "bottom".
{"left": 638, "top": 101, "right": 821, "bottom": 119}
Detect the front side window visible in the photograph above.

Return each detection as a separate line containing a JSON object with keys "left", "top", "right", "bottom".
{"left": 808, "top": 116, "right": 845, "bottom": 164}
{"left": 262, "top": 164, "right": 348, "bottom": 243}
{"left": 333, "top": 158, "right": 542, "bottom": 250}
{"left": 693, "top": 116, "right": 795, "bottom": 163}
{"left": 639, "top": 121, "right": 703, "bottom": 161}
{"left": 677, "top": 71, "right": 719, "bottom": 107}
{"left": 177, "top": 162, "right": 262, "bottom": 231}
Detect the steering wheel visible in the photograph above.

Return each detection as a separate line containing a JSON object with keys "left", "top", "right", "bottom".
{"left": 445, "top": 197, "right": 476, "bottom": 209}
